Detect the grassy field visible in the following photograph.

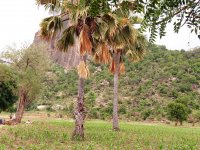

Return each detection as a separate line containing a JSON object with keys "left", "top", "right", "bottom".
{"left": 0, "top": 119, "right": 200, "bottom": 150}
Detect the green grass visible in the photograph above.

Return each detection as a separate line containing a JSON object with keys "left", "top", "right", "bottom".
{"left": 0, "top": 120, "right": 200, "bottom": 150}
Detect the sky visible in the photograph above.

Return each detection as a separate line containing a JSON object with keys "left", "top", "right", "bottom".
{"left": 0, "top": 0, "right": 199, "bottom": 52}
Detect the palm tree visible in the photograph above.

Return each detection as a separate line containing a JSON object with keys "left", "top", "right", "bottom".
{"left": 93, "top": 12, "right": 146, "bottom": 130}
{"left": 36, "top": 0, "right": 146, "bottom": 136}
{"left": 37, "top": 0, "right": 98, "bottom": 139}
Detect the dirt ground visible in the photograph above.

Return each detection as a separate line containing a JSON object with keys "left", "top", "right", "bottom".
{"left": 0, "top": 111, "right": 72, "bottom": 123}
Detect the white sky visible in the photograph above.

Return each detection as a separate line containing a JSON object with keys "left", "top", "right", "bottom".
{"left": 0, "top": 0, "right": 199, "bottom": 51}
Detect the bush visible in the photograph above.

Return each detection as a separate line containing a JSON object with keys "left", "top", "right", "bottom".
{"left": 188, "top": 110, "right": 200, "bottom": 125}
{"left": 89, "top": 108, "right": 100, "bottom": 119}
{"left": 85, "top": 91, "right": 97, "bottom": 108}
{"left": 0, "top": 80, "right": 17, "bottom": 112}
{"left": 167, "top": 102, "right": 189, "bottom": 125}
{"left": 178, "top": 83, "right": 191, "bottom": 92}
{"left": 119, "top": 105, "right": 127, "bottom": 114}
{"left": 141, "top": 109, "right": 151, "bottom": 120}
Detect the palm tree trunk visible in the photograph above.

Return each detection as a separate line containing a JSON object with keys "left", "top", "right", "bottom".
{"left": 113, "top": 52, "right": 120, "bottom": 131}
{"left": 72, "top": 57, "right": 86, "bottom": 140}
{"left": 13, "top": 90, "right": 27, "bottom": 124}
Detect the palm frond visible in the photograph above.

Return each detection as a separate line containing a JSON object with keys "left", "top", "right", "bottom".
{"left": 39, "top": 16, "right": 62, "bottom": 48}
{"left": 114, "top": 0, "right": 137, "bottom": 17}
{"left": 100, "top": 13, "right": 137, "bottom": 51}
{"left": 63, "top": 1, "right": 89, "bottom": 22}
{"left": 94, "top": 42, "right": 111, "bottom": 64}
{"left": 126, "top": 32, "right": 147, "bottom": 62}
{"left": 79, "top": 25, "right": 92, "bottom": 55}
{"left": 109, "top": 24, "right": 136, "bottom": 50}
{"left": 36, "top": 0, "right": 61, "bottom": 13}
{"left": 102, "top": 13, "right": 118, "bottom": 38}
{"left": 36, "top": 0, "right": 56, "bottom": 5}
{"left": 47, "top": 16, "right": 62, "bottom": 34}
{"left": 56, "top": 25, "right": 76, "bottom": 52}
{"left": 39, "top": 16, "right": 54, "bottom": 41}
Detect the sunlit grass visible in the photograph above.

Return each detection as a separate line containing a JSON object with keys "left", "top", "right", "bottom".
{"left": 0, "top": 120, "right": 200, "bottom": 149}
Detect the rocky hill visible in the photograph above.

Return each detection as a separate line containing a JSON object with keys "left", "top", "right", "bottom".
{"left": 33, "top": 44, "right": 200, "bottom": 121}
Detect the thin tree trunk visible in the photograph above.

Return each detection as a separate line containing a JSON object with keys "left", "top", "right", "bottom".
{"left": 192, "top": 122, "right": 195, "bottom": 126}
{"left": 13, "top": 90, "right": 27, "bottom": 124}
{"left": 180, "top": 121, "right": 183, "bottom": 126}
{"left": 175, "top": 120, "right": 178, "bottom": 126}
{"left": 72, "top": 57, "right": 86, "bottom": 140}
{"left": 113, "top": 52, "right": 120, "bottom": 131}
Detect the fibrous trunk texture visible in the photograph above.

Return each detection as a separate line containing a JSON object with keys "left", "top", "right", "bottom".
{"left": 113, "top": 52, "right": 120, "bottom": 131}
{"left": 72, "top": 56, "right": 87, "bottom": 140}
{"left": 72, "top": 77, "right": 86, "bottom": 139}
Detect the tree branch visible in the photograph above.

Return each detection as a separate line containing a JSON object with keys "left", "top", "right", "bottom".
{"left": 155, "top": 6, "right": 188, "bottom": 25}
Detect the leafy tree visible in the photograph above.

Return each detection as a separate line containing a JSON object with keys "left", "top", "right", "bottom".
{"left": 136, "top": 0, "right": 200, "bottom": 42}
{"left": 0, "top": 64, "right": 17, "bottom": 112}
{"left": 1, "top": 44, "right": 50, "bottom": 123}
{"left": 167, "top": 102, "right": 189, "bottom": 126}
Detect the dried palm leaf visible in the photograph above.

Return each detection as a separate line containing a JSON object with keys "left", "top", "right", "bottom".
{"left": 119, "top": 62, "right": 125, "bottom": 74}
{"left": 77, "top": 60, "right": 90, "bottom": 79}
{"left": 101, "top": 43, "right": 111, "bottom": 64}
{"left": 118, "top": 18, "right": 129, "bottom": 26}
{"left": 109, "top": 59, "right": 115, "bottom": 74}
{"left": 79, "top": 25, "right": 92, "bottom": 55}
{"left": 94, "top": 53, "right": 100, "bottom": 64}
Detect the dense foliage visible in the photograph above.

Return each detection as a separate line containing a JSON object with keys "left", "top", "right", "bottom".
{"left": 35, "top": 45, "right": 200, "bottom": 121}
{"left": 0, "top": 64, "right": 17, "bottom": 112}
{"left": 2, "top": 44, "right": 51, "bottom": 105}
{"left": 167, "top": 102, "right": 189, "bottom": 125}
{"left": 0, "top": 80, "right": 17, "bottom": 112}
{"left": 137, "top": 0, "right": 200, "bottom": 42}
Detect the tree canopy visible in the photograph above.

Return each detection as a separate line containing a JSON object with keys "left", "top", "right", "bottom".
{"left": 36, "top": 0, "right": 200, "bottom": 43}
{"left": 167, "top": 102, "right": 189, "bottom": 125}
{"left": 1, "top": 44, "right": 51, "bottom": 106}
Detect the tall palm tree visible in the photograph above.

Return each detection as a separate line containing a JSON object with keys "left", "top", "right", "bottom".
{"left": 37, "top": 0, "right": 100, "bottom": 139}
{"left": 93, "top": 12, "right": 146, "bottom": 130}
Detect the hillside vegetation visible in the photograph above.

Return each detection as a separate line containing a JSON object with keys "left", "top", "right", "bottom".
{"left": 34, "top": 45, "right": 200, "bottom": 121}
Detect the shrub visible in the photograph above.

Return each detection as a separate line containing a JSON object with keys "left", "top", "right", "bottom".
{"left": 167, "top": 102, "right": 189, "bottom": 125}
{"left": 141, "top": 109, "right": 151, "bottom": 120}
{"left": 119, "top": 105, "right": 127, "bottom": 114}
{"left": 88, "top": 108, "right": 99, "bottom": 119}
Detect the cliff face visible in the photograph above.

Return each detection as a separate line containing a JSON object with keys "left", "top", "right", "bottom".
{"left": 33, "top": 16, "right": 80, "bottom": 69}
